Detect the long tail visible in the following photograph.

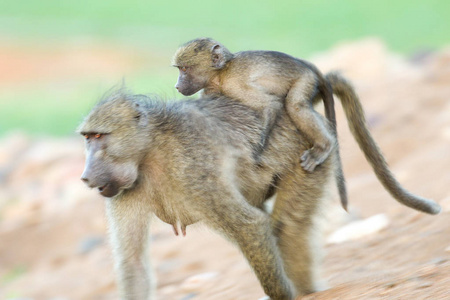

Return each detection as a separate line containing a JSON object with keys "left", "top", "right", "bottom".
{"left": 318, "top": 78, "right": 348, "bottom": 211}
{"left": 305, "top": 59, "right": 348, "bottom": 211}
{"left": 326, "top": 72, "right": 441, "bottom": 215}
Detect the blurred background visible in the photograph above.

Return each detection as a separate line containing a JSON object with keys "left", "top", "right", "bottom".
{"left": 0, "top": 1, "right": 449, "bottom": 299}
{"left": 1, "top": 0, "right": 449, "bottom": 136}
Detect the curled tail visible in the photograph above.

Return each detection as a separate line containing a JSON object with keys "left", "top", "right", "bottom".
{"left": 326, "top": 72, "right": 441, "bottom": 215}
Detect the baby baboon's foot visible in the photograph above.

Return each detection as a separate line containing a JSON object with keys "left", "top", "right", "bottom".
{"left": 300, "top": 144, "right": 332, "bottom": 172}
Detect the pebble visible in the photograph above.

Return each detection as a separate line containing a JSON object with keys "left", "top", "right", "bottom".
{"left": 416, "top": 281, "right": 433, "bottom": 289}
{"left": 180, "top": 293, "right": 197, "bottom": 300}
{"left": 77, "top": 236, "right": 104, "bottom": 254}
{"left": 327, "top": 214, "right": 389, "bottom": 244}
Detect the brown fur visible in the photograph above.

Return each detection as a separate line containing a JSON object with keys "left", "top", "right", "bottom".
{"left": 172, "top": 38, "right": 348, "bottom": 210}
{"left": 78, "top": 72, "right": 440, "bottom": 299}
{"left": 79, "top": 90, "right": 335, "bottom": 299}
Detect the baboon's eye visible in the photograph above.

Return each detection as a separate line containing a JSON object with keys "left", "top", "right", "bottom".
{"left": 180, "top": 66, "right": 188, "bottom": 72}
{"left": 94, "top": 133, "right": 102, "bottom": 139}
{"left": 84, "top": 134, "right": 90, "bottom": 140}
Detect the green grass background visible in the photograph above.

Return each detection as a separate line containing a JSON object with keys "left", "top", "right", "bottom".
{"left": 1, "top": 0, "right": 449, "bottom": 136}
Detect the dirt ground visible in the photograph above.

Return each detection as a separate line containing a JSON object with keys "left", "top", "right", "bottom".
{"left": 0, "top": 38, "right": 449, "bottom": 299}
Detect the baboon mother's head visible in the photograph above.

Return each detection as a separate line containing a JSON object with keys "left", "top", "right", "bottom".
{"left": 78, "top": 90, "right": 151, "bottom": 197}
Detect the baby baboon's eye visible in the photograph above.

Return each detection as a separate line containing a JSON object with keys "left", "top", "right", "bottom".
{"left": 180, "top": 66, "right": 188, "bottom": 72}
{"left": 84, "top": 134, "right": 90, "bottom": 140}
{"left": 94, "top": 133, "right": 102, "bottom": 139}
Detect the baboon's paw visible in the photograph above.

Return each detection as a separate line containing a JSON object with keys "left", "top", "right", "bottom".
{"left": 300, "top": 146, "right": 330, "bottom": 172}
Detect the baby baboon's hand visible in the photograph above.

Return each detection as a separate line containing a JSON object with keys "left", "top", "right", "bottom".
{"left": 300, "top": 144, "right": 332, "bottom": 172}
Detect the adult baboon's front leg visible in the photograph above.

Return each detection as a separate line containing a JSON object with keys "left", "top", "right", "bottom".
{"left": 203, "top": 190, "right": 295, "bottom": 300}
{"left": 106, "top": 194, "right": 154, "bottom": 300}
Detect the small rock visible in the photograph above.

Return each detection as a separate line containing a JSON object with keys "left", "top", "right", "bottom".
{"left": 416, "top": 281, "right": 433, "bottom": 289}
{"left": 77, "top": 236, "right": 104, "bottom": 254}
{"left": 327, "top": 214, "right": 389, "bottom": 244}
{"left": 180, "top": 293, "right": 197, "bottom": 300}
{"left": 429, "top": 257, "right": 448, "bottom": 265}
{"left": 384, "top": 281, "right": 398, "bottom": 289}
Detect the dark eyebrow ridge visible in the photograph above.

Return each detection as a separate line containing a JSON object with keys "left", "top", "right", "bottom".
{"left": 79, "top": 131, "right": 110, "bottom": 136}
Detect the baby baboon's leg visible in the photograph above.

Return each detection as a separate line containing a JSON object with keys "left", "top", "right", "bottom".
{"left": 271, "top": 162, "right": 331, "bottom": 295}
{"left": 202, "top": 188, "right": 295, "bottom": 300}
{"left": 285, "top": 72, "right": 335, "bottom": 172}
{"left": 105, "top": 194, "right": 154, "bottom": 300}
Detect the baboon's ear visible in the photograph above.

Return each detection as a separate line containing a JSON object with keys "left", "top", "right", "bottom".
{"left": 133, "top": 102, "right": 148, "bottom": 127}
{"left": 211, "top": 44, "right": 227, "bottom": 69}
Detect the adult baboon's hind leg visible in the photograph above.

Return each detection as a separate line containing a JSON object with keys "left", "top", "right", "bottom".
{"left": 271, "top": 161, "right": 332, "bottom": 296}
{"left": 201, "top": 188, "right": 295, "bottom": 300}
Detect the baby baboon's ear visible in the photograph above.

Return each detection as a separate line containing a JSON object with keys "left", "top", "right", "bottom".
{"left": 211, "top": 44, "right": 227, "bottom": 69}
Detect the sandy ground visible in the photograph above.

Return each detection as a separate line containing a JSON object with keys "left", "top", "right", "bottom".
{"left": 0, "top": 38, "right": 449, "bottom": 299}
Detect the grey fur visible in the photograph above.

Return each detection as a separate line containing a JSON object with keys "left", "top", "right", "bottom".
{"left": 79, "top": 90, "right": 335, "bottom": 299}
{"left": 172, "top": 38, "right": 348, "bottom": 210}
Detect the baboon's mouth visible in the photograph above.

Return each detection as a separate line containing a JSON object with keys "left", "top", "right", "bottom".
{"left": 98, "top": 184, "right": 112, "bottom": 196}
{"left": 98, "top": 183, "right": 120, "bottom": 198}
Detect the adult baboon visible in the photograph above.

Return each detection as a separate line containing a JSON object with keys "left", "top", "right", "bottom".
{"left": 79, "top": 74, "right": 440, "bottom": 298}
{"left": 79, "top": 90, "right": 333, "bottom": 299}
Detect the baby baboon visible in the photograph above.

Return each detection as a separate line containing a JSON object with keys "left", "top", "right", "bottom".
{"left": 172, "top": 38, "right": 349, "bottom": 210}
{"left": 79, "top": 90, "right": 334, "bottom": 299}
{"left": 171, "top": 37, "right": 334, "bottom": 170}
